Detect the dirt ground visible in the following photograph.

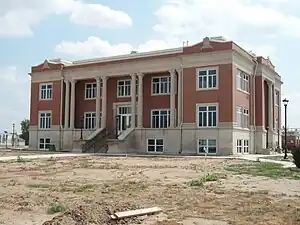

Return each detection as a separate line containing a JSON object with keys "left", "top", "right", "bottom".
{"left": 0, "top": 156, "right": 299, "bottom": 225}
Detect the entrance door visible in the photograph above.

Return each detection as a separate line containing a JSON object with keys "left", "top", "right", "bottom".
{"left": 117, "top": 106, "right": 131, "bottom": 135}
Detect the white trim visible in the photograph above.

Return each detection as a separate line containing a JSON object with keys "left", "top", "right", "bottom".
{"left": 39, "top": 82, "right": 53, "bottom": 101}
{"left": 196, "top": 103, "right": 219, "bottom": 128}
{"left": 196, "top": 66, "right": 219, "bottom": 91}
{"left": 147, "top": 138, "right": 164, "bottom": 153}
{"left": 117, "top": 79, "right": 132, "bottom": 98}
{"left": 84, "top": 82, "right": 98, "bottom": 100}
{"left": 236, "top": 139, "right": 249, "bottom": 154}
{"left": 72, "top": 47, "right": 183, "bottom": 66}
{"left": 151, "top": 76, "right": 171, "bottom": 96}
{"left": 197, "top": 139, "right": 218, "bottom": 155}
{"left": 38, "top": 110, "right": 52, "bottom": 130}
{"left": 84, "top": 111, "right": 97, "bottom": 129}
{"left": 150, "top": 109, "right": 171, "bottom": 128}
{"left": 38, "top": 137, "right": 51, "bottom": 151}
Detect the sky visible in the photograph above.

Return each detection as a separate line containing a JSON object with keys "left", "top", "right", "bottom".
{"left": 0, "top": 0, "right": 300, "bottom": 133}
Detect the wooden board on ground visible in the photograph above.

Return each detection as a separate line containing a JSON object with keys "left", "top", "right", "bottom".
{"left": 110, "top": 207, "right": 162, "bottom": 220}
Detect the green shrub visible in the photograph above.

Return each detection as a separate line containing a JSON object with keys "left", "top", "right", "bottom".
{"left": 292, "top": 148, "right": 300, "bottom": 168}
{"left": 48, "top": 144, "right": 56, "bottom": 152}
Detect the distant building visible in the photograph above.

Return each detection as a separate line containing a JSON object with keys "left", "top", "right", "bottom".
{"left": 0, "top": 132, "right": 25, "bottom": 148}
{"left": 282, "top": 128, "right": 300, "bottom": 149}
{"left": 28, "top": 36, "right": 282, "bottom": 155}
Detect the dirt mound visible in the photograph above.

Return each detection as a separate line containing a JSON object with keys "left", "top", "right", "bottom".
{"left": 42, "top": 201, "right": 145, "bottom": 225}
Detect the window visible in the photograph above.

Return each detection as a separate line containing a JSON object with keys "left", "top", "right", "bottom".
{"left": 197, "top": 105, "right": 217, "bottom": 128}
{"left": 275, "top": 118, "right": 278, "bottom": 130}
{"left": 243, "top": 140, "right": 249, "bottom": 153}
{"left": 197, "top": 68, "right": 217, "bottom": 89}
{"left": 236, "top": 106, "right": 243, "bottom": 127}
{"left": 147, "top": 138, "right": 164, "bottom": 152}
{"left": 85, "top": 83, "right": 100, "bottom": 99}
{"left": 236, "top": 139, "right": 249, "bottom": 154}
{"left": 236, "top": 70, "right": 249, "bottom": 93}
{"left": 275, "top": 91, "right": 280, "bottom": 105}
{"left": 117, "top": 80, "right": 131, "bottom": 97}
{"left": 40, "top": 83, "right": 52, "bottom": 100}
{"left": 151, "top": 109, "right": 170, "bottom": 128}
{"left": 39, "top": 138, "right": 51, "bottom": 150}
{"left": 236, "top": 139, "right": 242, "bottom": 153}
{"left": 152, "top": 76, "right": 171, "bottom": 95}
{"left": 39, "top": 111, "right": 51, "bottom": 129}
{"left": 243, "top": 108, "right": 249, "bottom": 128}
{"left": 198, "top": 139, "right": 217, "bottom": 154}
{"left": 84, "top": 112, "right": 97, "bottom": 129}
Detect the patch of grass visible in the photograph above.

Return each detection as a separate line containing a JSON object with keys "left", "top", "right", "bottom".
{"left": 16, "top": 156, "right": 32, "bottom": 163}
{"left": 225, "top": 162, "right": 300, "bottom": 180}
{"left": 47, "top": 202, "right": 67, "bottom": 214}
{"left": 27, "top": 183, "right": 53, "bottom": 189}
{"left": 188, "top": 174, "right": 218, "bottom": 187}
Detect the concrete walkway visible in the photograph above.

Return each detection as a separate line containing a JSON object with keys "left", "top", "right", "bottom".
{"left": 235, "top": 154, "right": 295, "bottom": 168}
{"left": 0, "top": 153, "right": 93, "bottom": 161}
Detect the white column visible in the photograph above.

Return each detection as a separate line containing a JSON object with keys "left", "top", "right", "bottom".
{"left": 101, "top": 76, "right": 108, "bottom": 128}
{"left": 64, "top": 79, "right": 70, "bottom": 129}
{"left": 176, "top": 68, "right": 182, "bottom": 126}
{"left": 169, "top": 69, "right": 176, "bottom": 128}
{"left": 268, "top": 81, "right": 273, "bottom": 131}
{"left": 131, "top": 73, "right": 137, "bottom": 128}
{"left": 137, "top": 73, "right": 144, "bottom": 128}
{"left": 96, "top": 77, "right": 101, "bottom": 129}
{"left": 70, "top": 79, "right": 77, "bottom": 129}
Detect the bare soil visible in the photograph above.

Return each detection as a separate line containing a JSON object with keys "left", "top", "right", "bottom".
{"left": 0, "top": 156, "right": 299, "bottom": 225}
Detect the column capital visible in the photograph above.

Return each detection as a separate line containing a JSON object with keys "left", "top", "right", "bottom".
{"left": 101, "top": 76, "right": 108, "bottom": 82}
{"left": 137, "top": 72, "right": 144, "bottom": 78}
{"left": 130, "top": 73, "right": 137, "bottom": 78}
{"left": 169, "top": 69, "right": 176, "bottom": 76}
{"left": 95, "top": 76, "right": 101, "bottom": 82}
{"left": 71, "top": 79, "right": 77, "bottom": 84}
{"left": 176, "top": 68, "right": 182, "bottom": 75}
{"left": 63, "top": 79, "right": 70, "bottom": 84}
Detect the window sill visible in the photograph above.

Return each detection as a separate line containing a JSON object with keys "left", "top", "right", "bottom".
{"left": 197, "top": 126, "right": 218, "bottom": 129}
{"left": 39, "top": 98, "right": 52, "bottom": 101}
{"left": 237, "top": 88, "right": 250, "bottom": 95}
{"left": 235, "top": 127, "right": 250, "bottom": 131}
{"left": 38, "top": 128, "right": 52, "bottom": 130}
{"left": 117, "top": 95, "right": 131, "bottom": 98}
{"left": 151, "top": 93, "right": 171, "bottom": 96}
{"left": 196, "top": 87, "right": 218, "bottom": 91}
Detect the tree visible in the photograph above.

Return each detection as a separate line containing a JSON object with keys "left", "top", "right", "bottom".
{"left": 20, "top": 119, "right": 29, "bottom": 145}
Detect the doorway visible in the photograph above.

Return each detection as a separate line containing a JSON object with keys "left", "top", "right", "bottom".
{"left": 117, "top": 106, "right": 131, "bottom": 135}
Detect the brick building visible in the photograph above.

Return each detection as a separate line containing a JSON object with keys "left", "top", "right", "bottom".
{"left": 282, "top": 128, "right": 300, "bottom": 150}
{"left": 28, "top": 36, "right": 282, "bottom": 155}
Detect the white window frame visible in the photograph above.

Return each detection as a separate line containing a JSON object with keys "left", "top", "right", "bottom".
{"left": 117, "top": 79, "right": 131, "bottom": 97}
{"left": 151, "top": 109, "right": 170, "bottom": 128}
{"left": 147, "top": 138, "right": 164, "bottom": 153}
{"left": 152, "top": 76, "right": 171, "bottom": 95}
{"left": 39, "top": 111, "right": 52, "bottom": 129}
{"left": 84, "top": 112, "right": 97, "bottom": 129}
{"left": 236, "top": 139, "right": 249, "bottom": 154}
{"left": 198, "top": 139, "right": 217, "bottom": 155}
{"left": 236, "top": 139, "right": 243, "bottom": 153}
{"left": 243, "top": 108, "right": 249, "bottom": 129}
{"left": 196, "top": 67, "right": 218, "bottom": 90}
{"left": 196, "top": 103, "right": 218, "bottom": 128}
{"left": 236, "top": 106, "right": 243, "bottom": 128}
{"left": 39, "top": 83, "right": 53, "bottom": 100}
{"left": 243, "top": 140, "right": 249, "bottom": 153}
{"left": 85, "top": 82, "right": 100, "bottom": 100}
{"left": 236, "top": 70, "right": 249, "bottom": 93}
{"left": 39, "top": 138, "right": 51, "bottom": 150}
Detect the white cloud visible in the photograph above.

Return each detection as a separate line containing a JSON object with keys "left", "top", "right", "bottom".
{"left": 54, "top": 0, "right": 300, "bottom": 59}
{"left": 0, "top": 67, "right": 29, "bottom": 132}
{"left": 0, "top": 0, "right": 132, "bottom": 37}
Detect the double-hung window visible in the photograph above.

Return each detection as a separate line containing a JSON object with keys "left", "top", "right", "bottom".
{"left": 40, "top": 83, "right": 52, "bottom": 100}
{"left": 243, "top": 108, "right": 249, "bottom": 128}
{"left": 117, "top": 80, "right": 131, "bottom": 97}
{"left": 237, "top": 70, "right": 249, "bottom": 93}
{"left": 236, "top": 106, "right": 243, "bottom": 127}
{"left": 197, "top": 105, "right": 217, "bottom": 128}
{"left": 85, "top": 83, "right": 98, "bottom": 99}
{"left": 198, "top": 139, "right": 217, "bottom": 154}
{"left": 152, "top": 76, "right": 171, "bottom": 95}
{"left": 151, "top": 109, "right": 170, "bottom": 128}
{"left": 197, "top": 68, "right": 217, "bottom": 89}
{"left": 84, "top": 112, "right": 96, "bottom": 129}
{"left": 39, "top": 111, "right": 51, "bottom": 129}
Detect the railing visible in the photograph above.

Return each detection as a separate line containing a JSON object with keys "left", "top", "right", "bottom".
{"left": 81, "top": 128, "right": 108, "bottom": 153}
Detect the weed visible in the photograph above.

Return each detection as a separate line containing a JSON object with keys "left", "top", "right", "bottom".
{"left": 47, "top": 202, "right": 67, "bottom": 214}
{"left": 188, "top": 174, "right": 218, "bottom": 187}
{"left": 16, "top": 156, "right": 31, "bottom": 163}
